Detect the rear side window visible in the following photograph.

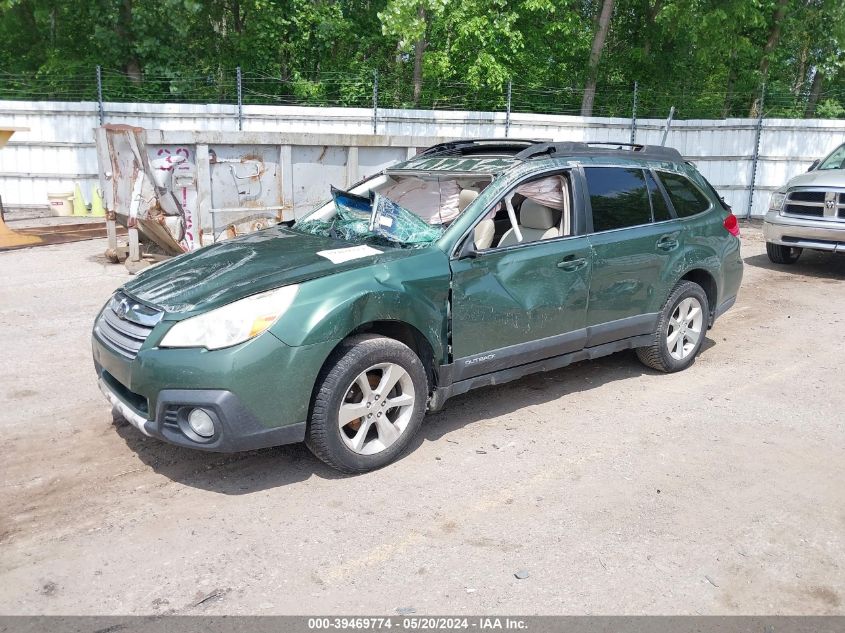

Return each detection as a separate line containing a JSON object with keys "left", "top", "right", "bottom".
{"left": 658, "top": 172, "right": 711, "bottom": 217}
{"left": 584, "top": 167, "right": 651, "bottom": 232}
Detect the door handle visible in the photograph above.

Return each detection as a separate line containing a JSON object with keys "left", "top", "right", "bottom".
{"left": 657, "top": 235, "right": 679, "bottom": 251}
{"left": 557, "top": 257, "right": 587, "bottom": 272}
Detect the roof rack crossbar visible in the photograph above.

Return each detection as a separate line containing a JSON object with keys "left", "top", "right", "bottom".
{"left": 515, "top": 141, "right": 683, "bottom": 162}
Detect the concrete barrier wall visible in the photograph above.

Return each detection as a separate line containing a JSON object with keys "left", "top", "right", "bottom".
{"left": 2, "top": 99, "right": 844, "bottom": 216}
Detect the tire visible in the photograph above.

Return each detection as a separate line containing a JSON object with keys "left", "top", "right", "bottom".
{"left": 766, "top": 242, "right": 802, "bottom": 264}
{"left": 636, "top": 281, "right": 709, "bottom": 373}
{"left": 306, "top": 334, "right": 428, "bottom": 474}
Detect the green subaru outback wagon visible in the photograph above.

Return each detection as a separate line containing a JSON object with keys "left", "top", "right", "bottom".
{"left": 92, "top": 140, "right": 743, "bottom": 473}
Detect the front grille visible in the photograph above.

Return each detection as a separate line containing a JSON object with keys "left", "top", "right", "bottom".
{"left": 789, "top": 191, "right": 825, "bottom": 203}
{"left": 784, "top": 203, "right": 823, "bottom": 217}
{"left": 94, "top": 292, "right": 163, "bottom": 360}
{"left": 784, "top": 189, "right": 845, "bottom": 220}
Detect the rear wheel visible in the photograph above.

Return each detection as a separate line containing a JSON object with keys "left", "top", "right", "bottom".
{"left": 637, "top": 281, "right": 709, "bottom": 373}
{"left": 306, "top": 334, "right": 427, "bottom": 474}
{"left": 766, "top": 242, "right": 802, "bottom": 264}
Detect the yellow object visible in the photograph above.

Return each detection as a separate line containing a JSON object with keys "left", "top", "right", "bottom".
{"left": 48, "top": 192, "right": 74, "bottom": 216}
{"left": 0, "top": 216, "right": 42, "bottom": 249}
{"left": 0, "top": 127, "right": 41, "bottom": 248}
{"left": 90, "top": 187, "right": 106, "bottom": 217}
{"left": 72, "top": 184, "right": 88, "bottom": 216}
{"left": 0, "top": 127, "right": 29, "bottom": 150}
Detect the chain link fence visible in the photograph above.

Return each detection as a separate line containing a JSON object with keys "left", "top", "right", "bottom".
{"left": 2, "top": 67, "right": 844, "bottom": 122}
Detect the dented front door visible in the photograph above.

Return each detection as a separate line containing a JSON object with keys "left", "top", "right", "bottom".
{"left": 449, "top": 237, "right": 592, "bottom": 380}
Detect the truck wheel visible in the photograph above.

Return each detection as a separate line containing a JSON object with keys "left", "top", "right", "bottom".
{"left": 637, "top": 281, "right": 709, "bottom": 373}
{"left": 306, "top": 334, "right": 428, "bottom": 474}
{"left": 766, "top": 242, "right": 802, "bottom": 264}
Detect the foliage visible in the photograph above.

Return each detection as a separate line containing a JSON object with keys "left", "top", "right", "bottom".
{"left": 0, "top": 0, "right": 842, "bottom": 118}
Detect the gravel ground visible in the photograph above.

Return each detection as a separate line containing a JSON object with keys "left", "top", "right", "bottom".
{"left": 0, "top": 225, "right": 843, "bottom": 615}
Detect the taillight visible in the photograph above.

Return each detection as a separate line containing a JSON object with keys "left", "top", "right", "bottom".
{"left": 723, "top": 213, "right": 740, "bottom": 237}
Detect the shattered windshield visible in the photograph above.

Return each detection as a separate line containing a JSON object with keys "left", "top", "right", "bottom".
{"left": 294, "top": 171, "right": 493, "bottom": 247}
{"left": 296, "top": 187, "right": 443, "bottom": 247}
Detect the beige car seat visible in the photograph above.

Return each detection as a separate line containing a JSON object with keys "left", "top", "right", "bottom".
{"left": 460, "top": 189, "right": 495, "bottom": 251}
{"left": 497, "top": 200, "right": 561, "bottom": 248}
{"left": 474, "top": 219, "right": 495, "bottom": 250}
{"left": 458, "top": 189, "right": 479, "bottom": 212}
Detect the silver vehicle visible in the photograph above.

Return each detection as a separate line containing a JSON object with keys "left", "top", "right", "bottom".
{"left": 764, "top": 142, "right": 845, "bottom": 264}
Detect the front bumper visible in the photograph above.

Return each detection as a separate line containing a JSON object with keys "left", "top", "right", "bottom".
{"left": 92, "top": 327, "right": 338, "bottom": 452}
{"left": 764, "top": 213, "right": 845, "bottom": 253}
{"left": 97, "top": 375, "right": 306, "bottom": 451}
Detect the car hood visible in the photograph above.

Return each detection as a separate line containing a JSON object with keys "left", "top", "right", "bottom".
{"left": 786, "top": 169, "right": 845, "bottom": 190}
{"left": 122, "top": 226, "right": 416, "bottom": 315}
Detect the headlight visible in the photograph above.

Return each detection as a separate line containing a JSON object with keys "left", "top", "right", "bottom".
{"left": 159, "top": 285, "right": 299, "bottom": 350}
{"left": 769, "top": 191, "right": 786, "bottom": 214}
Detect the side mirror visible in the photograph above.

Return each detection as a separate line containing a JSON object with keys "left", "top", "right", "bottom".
{"left": 808, "top": 159, "right": 820, "bottom": 172}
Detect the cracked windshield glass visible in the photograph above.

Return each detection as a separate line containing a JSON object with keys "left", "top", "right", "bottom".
{"left": 294, "top": 170, "right": 494, "bottom": 247}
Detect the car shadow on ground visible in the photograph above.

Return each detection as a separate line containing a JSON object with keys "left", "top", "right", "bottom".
{"left": 113, "top": 422, "right": 344, "bottom": 493}
{"left": 744, "top": 250, "right": 845, "bottom": 279}
{"left": 113, "top": 342, "right": 715, "bottom": 494}
{"left": 414, "top": 343, "right": 714, "bottom": 449}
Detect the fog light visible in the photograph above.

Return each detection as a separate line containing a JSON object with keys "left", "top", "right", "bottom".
{"left": 188, "top": 408, "right": 215, "bottom": 438}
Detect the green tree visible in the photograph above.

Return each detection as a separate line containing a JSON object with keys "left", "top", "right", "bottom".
{"left": 0, "top": 0, "right": 842, "bottom": 117}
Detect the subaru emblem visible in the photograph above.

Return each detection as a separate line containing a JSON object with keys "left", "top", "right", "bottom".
{"left": 115, "top": 299, "right": 129, "bottom": 320}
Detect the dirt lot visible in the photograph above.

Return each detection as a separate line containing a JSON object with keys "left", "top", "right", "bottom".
{"left": 0, "top": 225, "right": 843, "bottom": 615}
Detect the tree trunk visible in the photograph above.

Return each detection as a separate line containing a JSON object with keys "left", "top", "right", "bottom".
{"left": 793, "top": 41, "right": 808, "bottom": 94}
{"left": 232, "top": 0, "right": 242, "bottom": 34}
{"left": 117, "top": 0, "right": 142, "bottom": 82}
{"left": 722, "top": 48, "right": 737, "bottom": 118}
{"left": 805, "top": 70, "right": 823, "bottom": 118}
{"left": 412, "top": 4, "right": 427, "bottom": 107}
{"left": 641, "top": 0, "right": 662, "bottom": 60}
{"left": 759, "top": 0, "right": 789, "bottom": 79}
{"left": 750, "top": 0, "right": 788, "bottom": 114}
{"left": 581, "top": 0, "right": 615, "bottom": 116}
{"left": 49, "top": 7, "right": 56, "bottom": 46}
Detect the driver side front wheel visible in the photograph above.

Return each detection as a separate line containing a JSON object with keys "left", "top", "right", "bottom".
{"left": 306, "top": 334, "right": 428, "bottom": 474}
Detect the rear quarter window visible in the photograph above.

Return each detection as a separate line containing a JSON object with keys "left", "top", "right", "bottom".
{"left": 658, "top": 172, "right": 711, "bottom": 218}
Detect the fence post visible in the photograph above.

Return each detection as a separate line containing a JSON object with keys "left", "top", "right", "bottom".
{"left": 660, "top": 106, "right": 675, "bottom": 145}
{"left": 746, "top": 82, "right": 766, "bottom": 219}
{"left": 96, "top": 65, "right": 104, "bottom": 126}
{"left": 505, "top": 79, "right": 512, "bottom": 138}
{"left": 372, "top": 70, "right": 379, "bottom": 134}
{"left": 630, "top": 81, "right": 638, "bottom": 144}
{"left": 236, "top": 66, "right": 243, "bottom": 131}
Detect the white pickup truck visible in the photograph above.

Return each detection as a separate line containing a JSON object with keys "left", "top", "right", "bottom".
{"left": 764, "top": 142, "right": 845, "bottom": 263}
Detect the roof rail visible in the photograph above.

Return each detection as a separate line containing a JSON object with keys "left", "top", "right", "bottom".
{"left": 515, "top": 141, "right": 683, "bottom": 162}
{"left": 419, "top": 138, "right": 540, "bottom": 157}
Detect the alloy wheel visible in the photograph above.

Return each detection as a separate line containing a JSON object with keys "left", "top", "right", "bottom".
{"left": 338, "top": 362, "right": 416, "bottom": 455}
{"left": 666, "top": 297, "right": 704, "bottom": 361}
